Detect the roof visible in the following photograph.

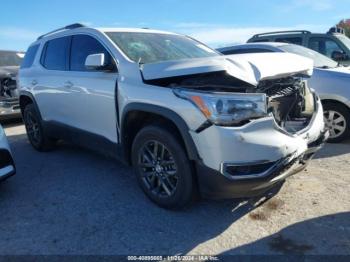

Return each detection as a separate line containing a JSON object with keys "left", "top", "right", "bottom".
{"left": 36, "top": 23, "right": 178, "bottom": 41}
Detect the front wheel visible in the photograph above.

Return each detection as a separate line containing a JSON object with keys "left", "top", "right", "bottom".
{"left": 323, "top": 102, "right": 350, "bottom": 143}
{"left": 131, "top": 125, "right": 194, "bottom": 209}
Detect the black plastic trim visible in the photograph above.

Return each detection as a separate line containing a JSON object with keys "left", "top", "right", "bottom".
{"left": 121, "top": 103, "right": 200, "bottom": 161}
{"left": 196, "top": 131, "right": 327, "bottom": 199}
{"left": 195, "top": 120, "right": 212, "bottom": 133}
{"left": 19, "top": 91, "right": 43, "bottom": 120}
{"left": 43, "top": 120, "right": 125, "bottom": 162}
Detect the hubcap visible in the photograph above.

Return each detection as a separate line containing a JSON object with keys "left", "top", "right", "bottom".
{"left": 25, "top": 112, "right": 41, "bottom": 144}
{"left": 138, "top": 140, "right": 178, "bottom": 198}
{"left": 324, "top": 110, "right": 347, "bottom": 139}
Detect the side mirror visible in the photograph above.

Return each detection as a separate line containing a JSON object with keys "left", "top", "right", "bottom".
{"left": 85, "top": 53, "right": 106, "bottom": 70}
{"left": 331, "top": 50, "right": 348, "bottom": 61}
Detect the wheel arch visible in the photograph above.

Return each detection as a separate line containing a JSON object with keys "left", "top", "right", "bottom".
{"left": 121, "top": 103, "right": 200, "bottom": 165}
{"left": 321, "top": 98, "right": 350, "bottom": 112}
{"left": 19, "top": 91, "right": 43, "bottom": 120}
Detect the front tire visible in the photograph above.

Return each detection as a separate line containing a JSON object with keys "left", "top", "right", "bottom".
{"left": 323, "top": 102, "right": 350, "bottom": 143}
{"left": 23, "top": 104, "right": 55, "bottom": 151}
{"left": 131, "top": 125, "right": 194, "bottom": 209}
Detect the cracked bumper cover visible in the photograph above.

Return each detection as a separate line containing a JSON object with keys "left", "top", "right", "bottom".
{"left": 192, "top": 96, "right": 327, "bottom": 199}
{"left": 196, "top": 130, "right": 328, "bottom": 199}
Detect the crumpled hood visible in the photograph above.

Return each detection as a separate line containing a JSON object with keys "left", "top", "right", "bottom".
{"left": 141, "top": 53, "right": 314, "bottom": 86}
{"left": 0, "top": 66, "right": 19, "bottom": 78}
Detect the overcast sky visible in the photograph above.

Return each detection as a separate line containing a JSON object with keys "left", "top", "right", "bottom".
{"left": 1, "top": 0, "right": 349, "bottom": 51}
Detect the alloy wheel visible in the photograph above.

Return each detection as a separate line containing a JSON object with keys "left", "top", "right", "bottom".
{"left": 138, "top": 140, "right": 178, "bottom": 198}
{"left": 25, "top": 112, "right": 41, "bottom": 144}
{"left": 324, "top": 110, "right": 347, "bottom": 139}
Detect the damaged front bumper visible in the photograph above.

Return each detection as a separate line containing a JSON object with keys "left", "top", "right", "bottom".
{"left": 196, "top": 130, "right": 328, "bottom": 199}
{"left": 192, "top": 94, "right": 327, "bottom": 199}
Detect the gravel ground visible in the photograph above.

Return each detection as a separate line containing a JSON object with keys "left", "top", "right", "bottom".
{"left": 0, "top": 121, "right": 349, "bottom": 256}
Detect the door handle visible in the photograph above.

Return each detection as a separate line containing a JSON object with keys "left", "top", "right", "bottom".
{"left": 64, "top": 81, "right": 73, "bottom": 88}
{"left": 31, "top": 80, "right": 38, "bottom": 86}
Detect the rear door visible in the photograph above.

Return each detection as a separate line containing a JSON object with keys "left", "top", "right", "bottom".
{"left": 34, "top": 36, "right": 70, "bottom": 123}
{"left": 63, "top": 34, "right": 119, "bottom": 143}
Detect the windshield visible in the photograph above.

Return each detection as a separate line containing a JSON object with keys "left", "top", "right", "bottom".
{"left": 335, "top": 34, "right": 350, "bottom": 50}
{"left": 0, "top": 51, "right": 25, "bottom": 66}
{"left": 279, "top": 44, "right": 338, "bottom": 68}
{"left": 106, "top": 32, "right": 219, "bottom": 64}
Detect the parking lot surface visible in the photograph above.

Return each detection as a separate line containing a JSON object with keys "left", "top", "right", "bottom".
{"left": 0, "top": 121, "right": 349, "bottom": 255}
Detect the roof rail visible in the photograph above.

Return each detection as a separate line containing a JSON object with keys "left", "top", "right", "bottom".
{"left": 252, "top": 30, "right": 311, "bottom": 38}
{"left": 37, "top": 23, "right": 86, "bottom": 40}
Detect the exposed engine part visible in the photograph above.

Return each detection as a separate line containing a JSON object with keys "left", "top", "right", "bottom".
{"left": 146, "top": 70, "right": 315, "bottom": 134}
{"left": 258, "top": 77, "right": 315, "bottom": 133}
{"left": 0, "top": 77, "right": 18, "bottom": 99}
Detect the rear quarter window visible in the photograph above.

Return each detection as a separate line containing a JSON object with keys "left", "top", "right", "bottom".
{"left": 21, "top": 44, "right": 39, "bottom": 69}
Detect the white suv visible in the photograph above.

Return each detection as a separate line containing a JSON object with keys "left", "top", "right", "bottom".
{"left": 18, "top": 24, "right": 327, "bottom": 208}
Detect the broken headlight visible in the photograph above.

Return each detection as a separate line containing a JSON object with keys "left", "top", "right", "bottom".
{"left": 174, "top": 89, "right": 267, "bottom": 125}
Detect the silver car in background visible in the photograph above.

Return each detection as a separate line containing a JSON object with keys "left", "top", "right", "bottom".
{"left": 218, "top": 42, "right": 350, "bottom": 142}
{"left": 0, "top": 124, "right": 15, "bottom": 182}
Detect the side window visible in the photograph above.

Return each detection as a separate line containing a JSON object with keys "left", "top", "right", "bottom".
{"left": 275, "top": 37, "right": 302, "bottom": 45}
{"left": 70, "top": 35, "right": 112, "bottom": 71}
{"left": 41, "top": 37, "right": 70, "bottom": 70}
{"left": 221, "top": 48, "right": 274, "bottom": 55}
{"left": 21, "top": 44, "right": 39, "bottom": 69}
{"left": 308, "top": 37, "right": 345, "bottom": 57}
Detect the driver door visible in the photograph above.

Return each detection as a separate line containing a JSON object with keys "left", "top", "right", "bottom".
{"left": 62, "top": 34, "right": 119, "bottom": 143}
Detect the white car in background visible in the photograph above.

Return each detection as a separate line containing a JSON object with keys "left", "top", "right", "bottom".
{"left": 218, "top": 42, "right": 350, "bottom": 143}
{"left": 0, "top": 124, "right": 15, "bottom": 182}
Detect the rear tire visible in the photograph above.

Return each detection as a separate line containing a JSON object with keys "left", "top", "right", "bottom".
{"left": 23, "top": 104, "right": 55, "bottom": 151}
{"left": 323, "top": 102, "right": 350, "bottom": 143}
{"left": 131, "top": 125, "right": 194, "bottom": 209}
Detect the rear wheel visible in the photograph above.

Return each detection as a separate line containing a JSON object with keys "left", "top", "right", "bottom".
{"left": 131, "top": 125, "right": 194, "bottom": 209}
{"left": 23, "top": 104, "right": 55, "bottom": 151}
{"left": 323, "top": 102, "right": 350, "bottom": 143}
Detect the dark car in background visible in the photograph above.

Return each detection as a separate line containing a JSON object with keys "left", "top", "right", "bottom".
{"left": 0, "top": 50, "right": 24, "bottom": 120}
{"left": 247, "top": 29, "right": 350, "bottom": 65}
